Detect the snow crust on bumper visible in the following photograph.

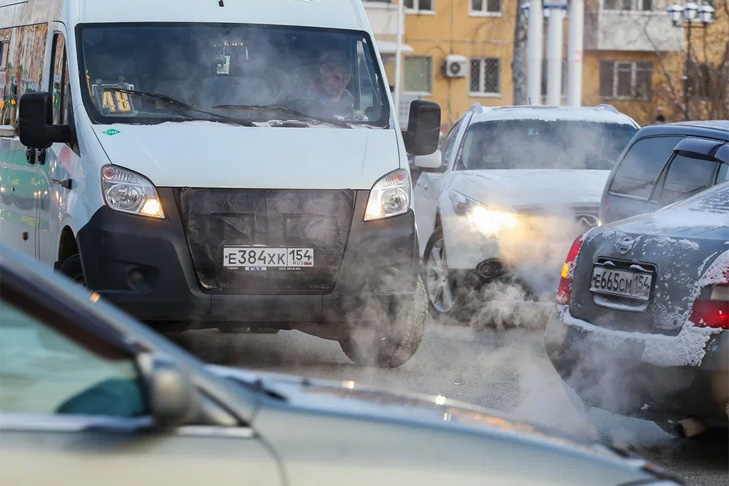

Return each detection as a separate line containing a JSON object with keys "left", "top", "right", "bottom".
{"left": 556, "top": 305, "right": 722, "bottom": 368}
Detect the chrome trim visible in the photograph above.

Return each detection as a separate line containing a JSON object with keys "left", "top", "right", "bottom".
{"left": 0, "top": 413, "right": 256, "bottom": 438}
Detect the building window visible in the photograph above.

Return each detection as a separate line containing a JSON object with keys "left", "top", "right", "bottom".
{"left": 404, "top": 56, "right": 432, "bottom": 93}
{"left": 405, "top": 0, "right": 434, "bottom": 12}
{"left": 471, "top": 0, "right": 501, "bottom": 15}
{"left": 602, "top": 0, "right": 654, "bottom": 11}
{"left": 470, "top": 58, "right": 500, "bottom": 95}
{"left": 599, "top": 60, "right": 652, "bottom": 100}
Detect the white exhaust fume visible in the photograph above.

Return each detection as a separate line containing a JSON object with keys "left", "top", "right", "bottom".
{"left": 567, "top": 0, "right": 584, "bottom": 106}
{"left": 527, "top": 0, "right": 543, "bottom": 105}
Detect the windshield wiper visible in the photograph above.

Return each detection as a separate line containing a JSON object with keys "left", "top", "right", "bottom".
{"left": 211, "top": 104, "right": 353, "bottom": 129}
{"left": 110, "top": 88, "right": 256, "bottom": 127}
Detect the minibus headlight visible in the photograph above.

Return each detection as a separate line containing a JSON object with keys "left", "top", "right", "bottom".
{"left": 364, "top": 169, "right": 411, "bottom": 221}
{"left": 101, "top": 166, "right": 165, "bottom": 219}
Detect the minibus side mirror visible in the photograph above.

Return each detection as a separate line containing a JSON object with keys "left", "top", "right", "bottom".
{"left": 403, "top": 100, "right": 441, "bottom": 156}
{"left": 19, "top": 92, "right": 71, "bottom": 149}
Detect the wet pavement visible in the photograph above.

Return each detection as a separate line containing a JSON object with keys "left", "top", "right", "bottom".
{"left": 175, "top": 323, "right": 728, "bottom": 486}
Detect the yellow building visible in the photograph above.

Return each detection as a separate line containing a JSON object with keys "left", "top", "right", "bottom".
{"left": 363, "top": 0, "right": 728, "bottom": 128}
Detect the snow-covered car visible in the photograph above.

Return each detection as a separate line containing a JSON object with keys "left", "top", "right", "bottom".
{"left": 412, "top": 105, "right": 638, "bottom": 316}
{"left": 545, "top": 182, "right": 729, "bottom": 437}
{"left": 600, "top": 121, "right": 729, "bottom": 225}
{"left": 0, "top": 244, "right": 681, "bottom": 486}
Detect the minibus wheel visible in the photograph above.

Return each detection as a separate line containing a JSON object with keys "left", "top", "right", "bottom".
{"left": 339, "top": 276, "right": 428, "bottom": 368}
{"left": 58, "top": 254, "right": 85, "bottom": 286}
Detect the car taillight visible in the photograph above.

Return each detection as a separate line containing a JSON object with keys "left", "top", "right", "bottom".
{"left": 689, "top": 284, "right": 729, "bottom": 329}
{"left": 557, "top": 233, "right": 587, "bottom": 306}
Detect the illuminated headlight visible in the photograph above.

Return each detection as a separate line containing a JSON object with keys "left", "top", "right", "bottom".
{"left": 364, "top": 169, "right": 411, "bottom": 221}
{"left": 450, "top": 191, "right": 518, "bottom": 236}
{"left": 101, "top": 166, "right": 165, "bottom": 219}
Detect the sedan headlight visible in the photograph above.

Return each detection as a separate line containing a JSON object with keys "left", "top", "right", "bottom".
{"left": 364, "top": 169, "right": 411, "bottom": 221}
{"left": 450, "top": 191, "right": 518, "bottom": 236}
{"left": 101, "top": 166, "right": 165, "bottom": 219}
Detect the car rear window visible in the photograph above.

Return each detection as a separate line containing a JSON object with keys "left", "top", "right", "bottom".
{"left": 659, "top": 154, "right": 718, "bottom": 205}
{"left": 609, "top": 136, "right": 683, "bottom": 199}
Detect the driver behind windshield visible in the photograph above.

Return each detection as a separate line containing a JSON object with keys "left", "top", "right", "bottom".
{"left": 298, "top": 51, "right": 354, "bottom": 118}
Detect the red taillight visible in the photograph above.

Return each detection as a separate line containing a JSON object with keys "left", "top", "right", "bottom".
{"left": 690, "top": 284, "right": 729, "bottom": 330}
{"left": 557, "top": 234, "right": 586, "bottom": 306}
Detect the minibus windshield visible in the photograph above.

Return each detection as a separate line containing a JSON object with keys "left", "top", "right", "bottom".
{"left": 78, "top": 24, "right": 390, "bottom": 128}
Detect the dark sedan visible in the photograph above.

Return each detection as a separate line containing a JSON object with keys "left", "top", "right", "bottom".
{"left": 546, "top": 181, "right": 729, "bottom": 438}
{"left": 600, "top": 120, "right": 729, "bottom": 225}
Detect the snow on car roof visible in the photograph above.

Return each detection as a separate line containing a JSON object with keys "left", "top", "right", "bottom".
{"left": 468, "top": 105, "right": 638, "bottom": 126}
{"left": 670, "top": 120, "right": 729, "bottom": 132}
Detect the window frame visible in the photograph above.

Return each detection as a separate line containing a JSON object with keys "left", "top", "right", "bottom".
{"left": 469, "top": 57, "right": 501, "bottom": 97}
{"left": 49, "top": 32, "right": 68, "bottom": 126}
{"left": 652, "top": 151, "right": 722, "bottom": 204}
{"left": 607, "top": 135, "right": 683, "bottom": 201}
{"left": 599, "top": 60, "right": 653, "bottom": 101}
{"left": 470, "top": 0, "right": 503, "bottom": 16}
{"left": 602, "top": 0, "right": 654, "bottom": 11}
{"left": 403, "top": 55, "right": 433, "bottom": 95}
{"left": 405, "top": 0, "right": 435, "bottom": 14}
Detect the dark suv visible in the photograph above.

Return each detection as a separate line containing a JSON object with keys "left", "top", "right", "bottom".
{"left": 600, "top": 121, "right": 729, "bottom": 225}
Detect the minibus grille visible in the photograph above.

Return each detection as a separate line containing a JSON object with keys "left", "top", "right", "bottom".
{"left": 177, "top": 189, "right": 355, "bottom": 293}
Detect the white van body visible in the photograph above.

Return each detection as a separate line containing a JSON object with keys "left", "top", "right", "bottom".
{"left": 0, "top": 0, "right": 439, "bottom": 367}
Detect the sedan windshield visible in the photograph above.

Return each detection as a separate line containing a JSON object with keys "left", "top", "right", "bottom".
{"left": 459, "top": 120, "right": 637, "bottom": 170}
{"left": 77, "top": 24, "right": 389, "bottom": 127}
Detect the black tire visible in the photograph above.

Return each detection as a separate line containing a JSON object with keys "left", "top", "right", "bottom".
{"left": 339, "top": 276, "right": 428, "bottom": 368}
{"left": 58, "top": 253, "right": 85, "bottom": 285}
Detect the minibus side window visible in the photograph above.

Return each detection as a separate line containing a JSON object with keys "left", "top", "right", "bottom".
{"left": 0, "top": 24, "right": 47, "bottom": 127}
{"left": 50, "top": 34, "right": 67, "bottom": 125}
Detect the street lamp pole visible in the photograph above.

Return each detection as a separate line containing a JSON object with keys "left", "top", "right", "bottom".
{"left": 667, "top": 1, "right": 713, "bottom": 121}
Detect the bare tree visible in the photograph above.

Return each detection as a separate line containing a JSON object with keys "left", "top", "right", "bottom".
{"left": 513, "top": 1, "right": 528, "bottom": 105}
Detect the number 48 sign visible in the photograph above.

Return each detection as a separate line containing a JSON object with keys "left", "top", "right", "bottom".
{"left": 91, "top": 84, "right": 136, "bottom": 115}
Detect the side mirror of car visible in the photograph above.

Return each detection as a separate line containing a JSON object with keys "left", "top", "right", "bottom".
{"left": 138, "top": 353, "right": 198, "bottom": 428}
{"left": 19, "top": 92, "right": 71, "bottom": 149}
{"left": 414, "top": 149, "right": 443, "bottom": 170}
{"left": 403, "top": 100, "right": 441, "bottom": 156}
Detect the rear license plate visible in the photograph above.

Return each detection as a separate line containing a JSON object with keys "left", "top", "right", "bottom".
{"left": 590, "top": 267, "right": 652, "bottom": 301}
{"left": 223, "top": 247, "right": 314, "bottom": 270}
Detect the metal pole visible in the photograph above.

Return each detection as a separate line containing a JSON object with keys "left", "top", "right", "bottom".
{"left": 527, "top": 0, "right": 543, "bottom": 104}
{"left": 547, "top": 6, "right": 564, "bottom": 106}
{"left": 394, "top": 0, "right": 405, "bottom": 124}
{"left": 684, "top": 20, "right": 691, "bottom": 120}
{"left": 567, "top": 0, "right": 584, "bottom": 106}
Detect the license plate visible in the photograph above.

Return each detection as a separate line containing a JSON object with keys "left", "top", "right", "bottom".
{"left": 223, "top": 247, "right": 314, "bottom": 270}
{"left": 590, "top": 267, "right": 652, "bottom": 301}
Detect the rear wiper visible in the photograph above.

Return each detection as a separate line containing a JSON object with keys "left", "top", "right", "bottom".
{"left": 211, "top": 103, "right": 353, "bottom": 129}
{"left": 110, "top": 88, "right": 255, "bottom": 127}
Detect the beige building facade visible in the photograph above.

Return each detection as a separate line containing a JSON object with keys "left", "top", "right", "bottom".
{"left": 363, "top": 0, "right": 727, "bottom": 127}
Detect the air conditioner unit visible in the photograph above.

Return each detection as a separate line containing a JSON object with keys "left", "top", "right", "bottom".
{"left": 444, "top": 55, "right": 467, "bottom": 78}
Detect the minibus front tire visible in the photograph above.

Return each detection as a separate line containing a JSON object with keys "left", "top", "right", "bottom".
{"left": 338, "top": 276, "right": 428, "bottom": 368}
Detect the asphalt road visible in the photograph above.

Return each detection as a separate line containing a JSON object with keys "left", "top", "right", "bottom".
{"left": 175, "top": 322, "right": 728, "bottom": 486}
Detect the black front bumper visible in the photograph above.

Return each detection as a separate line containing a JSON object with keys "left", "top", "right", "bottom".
{"left": 77, "top": 188, "right": 418, "bottom": 327}
{"left": 545, "top": 308, "right": 729, "bottom": 425}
